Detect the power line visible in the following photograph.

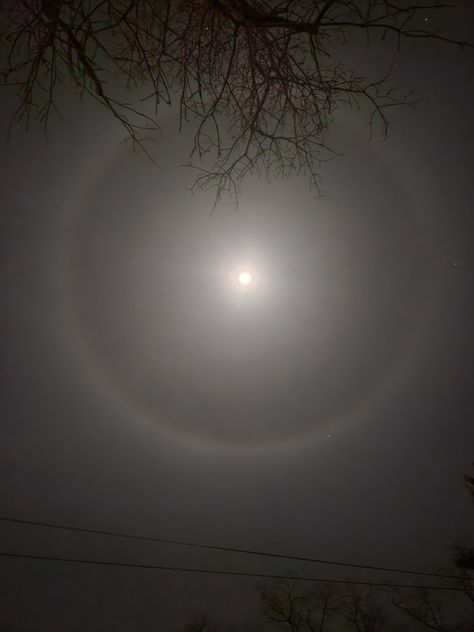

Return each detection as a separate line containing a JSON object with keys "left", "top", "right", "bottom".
{"left": 0, "top": 551, "right": 467, "bottom": 591}
{"left": 0, "top": 515, "right": 465, "bottom": 581}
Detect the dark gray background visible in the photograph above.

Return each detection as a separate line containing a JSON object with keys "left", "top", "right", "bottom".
{"left": 1, "top": 7, "right": 473, "bottom": 630}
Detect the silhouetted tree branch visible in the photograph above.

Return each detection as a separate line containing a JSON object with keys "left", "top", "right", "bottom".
{"left": 390, "top": 587, "right": 474, "bottom": 632}
{"left": 180, "top": 574, "right": 474, "bottom": 632}
{"left": 337, "top": 586, "right": 386, "bottom": 632}
{"left": 452, "top": 465, "right": 474, "bottom": 604}
{"left": 259, "top": 580, "right": 339, "bottom": 631}
{"left": 1, "top": 1, "right": 472, "bottom": 206}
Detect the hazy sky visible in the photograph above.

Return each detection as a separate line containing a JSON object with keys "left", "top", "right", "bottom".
{"left": 1, "top": 7, "right": 474, "bottom": 630}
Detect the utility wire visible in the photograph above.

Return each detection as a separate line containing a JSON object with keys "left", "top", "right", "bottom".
{"left": 0, "top": 515, "right": 466, "bottom": 581}
{"left": 0, "top": 551, "right": 468, "bottom": 591}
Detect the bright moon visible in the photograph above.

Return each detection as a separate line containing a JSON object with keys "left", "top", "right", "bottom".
{"left": 238, "top": 271, "right": 252, "bottom": 286}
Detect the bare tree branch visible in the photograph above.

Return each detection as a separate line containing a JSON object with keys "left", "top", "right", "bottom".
{"left": 1, "top": 0, "right": 471, "bottom": 206}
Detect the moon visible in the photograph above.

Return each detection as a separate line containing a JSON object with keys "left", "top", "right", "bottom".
{"left": 237, "top": 270, "right": 252, "bottom": 286}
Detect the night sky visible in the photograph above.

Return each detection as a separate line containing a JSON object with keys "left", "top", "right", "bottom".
{"left": 1, "top": 5, "right": 474, "bottom": 631}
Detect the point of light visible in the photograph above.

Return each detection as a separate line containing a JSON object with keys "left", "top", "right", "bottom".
{"left": 238, "top": 271, "right": 252, "bottom": 286}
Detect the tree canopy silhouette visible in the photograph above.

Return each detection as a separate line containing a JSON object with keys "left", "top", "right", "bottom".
{"left": 180, "top": 577, "right": 474, "bottom": 632}
{"left": 1, "top": 1, "right": 471, "bottom": 204}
